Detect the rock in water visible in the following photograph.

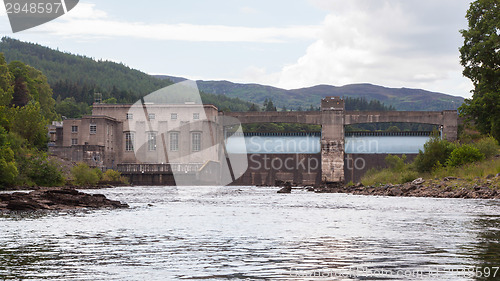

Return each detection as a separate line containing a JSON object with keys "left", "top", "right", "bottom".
{"left": 277, "top": 182, "right": 292, "bottom": 193}
{"left": 0, "top": 188, "right": 128, "bottom": 211}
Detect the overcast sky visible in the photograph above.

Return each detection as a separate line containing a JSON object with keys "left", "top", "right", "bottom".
{"left": 0, "top": 0, "right": 474, "bottom": 98}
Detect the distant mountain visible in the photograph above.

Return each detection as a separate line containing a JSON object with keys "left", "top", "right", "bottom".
{"left": 157, "top": 75, "right": 464, "bottom": 111}
{"left": 0, "top": 37, "right": 463, "bottom": 112}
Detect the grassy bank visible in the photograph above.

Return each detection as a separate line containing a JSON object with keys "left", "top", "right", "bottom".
{"left": 360, "top": 135, "right": 500, "bottom": 188}
{"left": 362, "top": 156, "right": 500, "bottom": 188}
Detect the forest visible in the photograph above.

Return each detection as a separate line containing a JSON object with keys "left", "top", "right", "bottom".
{"left": 0, "top": 53, "right": 64, "bottom": 188}
{"left": 0, "top": 37, "right": 256, "bottom": 116}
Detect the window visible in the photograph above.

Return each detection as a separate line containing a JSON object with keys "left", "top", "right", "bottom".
{"left": 126, "top": 113, "right": 133, "bottom": 120}
{"left": 169, "top": 132, "right": 179, "bottom": 151}
{"left": 192, "top": 132, "right": 201, "bottom": 152}
{"left": 171, "top": 113, "right": 177, "bottom": 120}
{"left": 148, "top": 113, "right": 155, "bottom": 120}
{"left": 148, "top": 132, "right": 157, "bottom": 151}
{"left": 125, "top": 132, "right": 134, "bottom": 151}
{"left": 193, "top": 113, "right": 200, "bottom": 120}
{"left": 71, "top": 126, "right": 78, "bottom": 133}
{"left": 90, "top": 124, "right": 97, "bottom": 134}
{"left": 71, "top": 138, "right": 78, "bottom": 145}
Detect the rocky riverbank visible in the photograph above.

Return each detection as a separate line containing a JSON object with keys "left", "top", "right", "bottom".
{"left": 314, "top": 174, "right": 500, "bottom": 199}
{"left": 0, "top": 188, "right": 129, "bottom": 211}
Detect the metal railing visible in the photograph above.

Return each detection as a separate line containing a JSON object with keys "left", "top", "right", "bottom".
{"left": 117, "top": 163, "right": 203, "bottom": 173}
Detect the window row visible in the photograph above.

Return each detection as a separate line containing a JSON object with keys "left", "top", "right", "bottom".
{"left": 125, "top": 113, "right": 201, "bottom": 120}
{"left": 124, "top": 132, "right": 201, "bottom": 152}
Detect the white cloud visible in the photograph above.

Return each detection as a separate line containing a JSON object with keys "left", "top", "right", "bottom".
{"left": 37, "top": 3, "right": 320, "bottom": 43}
{"left": 240, "top": 6, "right": 259, "bottom": 15}
{"left": 260, "top": 0, "right": 474, "bottom": 97}
{"left": 64, "top": 2, "right": 108, "bottom": 19}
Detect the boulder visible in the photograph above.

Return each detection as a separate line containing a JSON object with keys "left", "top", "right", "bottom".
{"left": 411, "top": 178, "right": 425, "bottom": 185}
{"left": 0, "top": 188, "right": 128, "bottom": 211}
{"left": 277, "top": 182, "right": 292, "bottom": 194}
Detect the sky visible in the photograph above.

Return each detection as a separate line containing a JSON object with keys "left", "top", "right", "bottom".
{"left": 0, "top": 0, "right": 474, "bottom": 98}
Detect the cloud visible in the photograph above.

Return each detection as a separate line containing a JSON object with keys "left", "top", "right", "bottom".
{"left": 240, "top": 6, "right": 259, "bottom": 15}
{"left": 37, "top": 3, "right": 320, "bottom": 43}
{"left": 266, "top": 0, "right": 473, "bottom": 97}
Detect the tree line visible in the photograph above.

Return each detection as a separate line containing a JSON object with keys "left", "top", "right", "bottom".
{"left": 0, "top": 53, "right": 64, "bottom": 188}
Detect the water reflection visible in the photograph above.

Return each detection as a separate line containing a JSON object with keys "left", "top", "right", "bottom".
{"left": 1, "top": 186, "right": 500, "bottom": 280}
{"left": 469, "top": 214, "right": 500, "bottom": 281}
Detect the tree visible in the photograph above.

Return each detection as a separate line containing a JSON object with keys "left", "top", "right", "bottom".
{"left": 459, "top": 0, "right": 500, "bottom": 142}
{"left": 0, "top": 54, "right": 13, "bottom": 106}
{"left": 263, "top": 98, "right": 277, "bottom": 111}
{"left": 0, "top": 126, "right": 18, "bottom": 188}
{"left": 11, "top": 102, "right": 48, "bottom": 150}
{"left": 103, "top": 97, "right": 117, "bottom": 104}
{"left": 55, "top": 97, "right": 91, "bottom": 118}
{"left": 249, "top": 103, "right": 259, "bottom": 111}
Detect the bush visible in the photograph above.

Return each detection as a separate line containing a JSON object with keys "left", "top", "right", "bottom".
{"left": 414, "top": 136, "right": 456, "bottom": 172}
{"left": 26, "top": 155, "right": 65, "bottom": 186}
{"left": 361, "top": 167, "right": 418, "bottom": 186}
{"left": 446, "top": 145, "right": 485, "bottom": 167}
{"left": 473, "top": 136, "right": 499, "bottom": 159}
{"left": 0, "top": 157, "right": 18, "bottom": 188}
{"left": 0, "top": 128, "right": 18, "bottom": 188}
{"left": 400, "top": 170, "right": 419, "bottom": 183}
{"left": 71, "top": 163, "right": 99, "bottom": 186}
{"left": 385, "top": 154, "right": 407, "bottom": 171}
{"left": 102, "top": 169, "right": 123, "bottom": 182}
{"left": 93, "top": 168, "right": 103, "bottom": 181}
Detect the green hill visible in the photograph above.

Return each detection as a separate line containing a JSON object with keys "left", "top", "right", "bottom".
{"left": 157, "top": 75, "right": 465, "bottom": 111}
{"left": 0, "top": 37, "right": 253, "bottom": 112}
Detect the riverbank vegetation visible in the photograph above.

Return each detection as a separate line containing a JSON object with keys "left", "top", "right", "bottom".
{"left": 0, "top": 54, "right": 127, "bottom": 190}
{"left": 360, "top": 134, "right": 500, "bottom": 187}
{"left": 71, "top": 163, "right": 129, "bottom": 186}
{"left": 0, "top": 53, "right": 66, "bottom": 189}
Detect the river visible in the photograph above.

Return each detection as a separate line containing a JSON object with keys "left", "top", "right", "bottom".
{"left": 226, "top": 136, "right": 430, "bottom": 154}
{"left": 1, "top": 186, "right": 500, "bottom": 280}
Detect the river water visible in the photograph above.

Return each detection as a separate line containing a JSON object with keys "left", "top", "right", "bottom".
{"left": 1, "top": 186, "right": 500, "bottom": 280}
{"left": 227, "top": 136, "right": 430, "bottom": 154}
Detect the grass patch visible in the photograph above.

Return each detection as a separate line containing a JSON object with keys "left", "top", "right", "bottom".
{"left": 432, "top": 158, "right": 500, "bottom": 181}
{"left": 360, "top": 135, "right": 500, "bottom": 186}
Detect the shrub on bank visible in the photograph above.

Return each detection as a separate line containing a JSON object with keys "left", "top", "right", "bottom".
{"left": 102, "top": 169, "right": 129, "bottom": 184}
{"left": 361, "top": 154, "right": 419, "bottom": 186}
{"left": 472, "top": 136, "right": 499, "bottom": 159}
{"left": 385, "top": 154, "right": 407, "bottom": 172}
{"left": 70, "top": 164, "right": 128, "bottom": 186}
{"left": 71, "top": 163, "right": 99, "bottom": 186}
{"left": 432, "top": 157, "right": 500, "bottom": 181}
{"left": 26, "top": 155, "right": 65, "bottom": 187}
{"left": 360, "top": 134, "right": 500, "bottom": 186}
{"left": 414, "top": 136, "right": 456, "bottom": 173}
{"left": 446, "top": 145, "right": 484, "bottom": 167}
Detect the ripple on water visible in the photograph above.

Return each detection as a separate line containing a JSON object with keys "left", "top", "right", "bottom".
{"left": 1, "top": 186, "right": 500, "bottom": 280}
